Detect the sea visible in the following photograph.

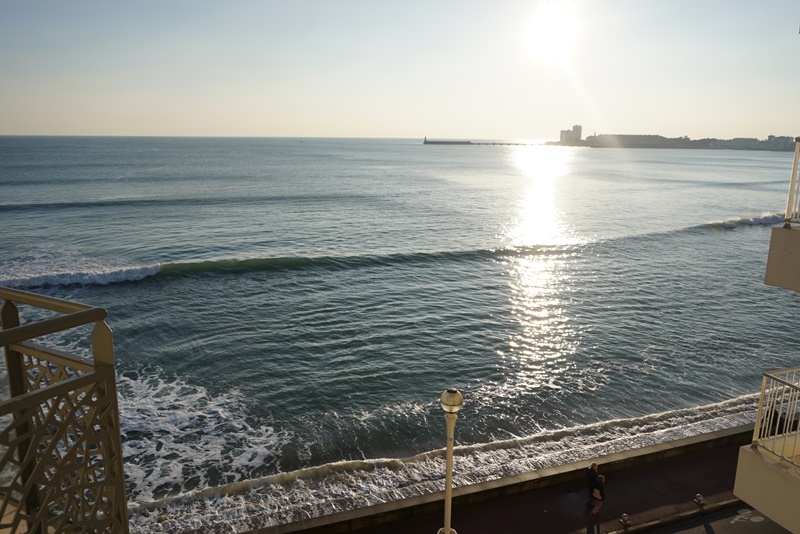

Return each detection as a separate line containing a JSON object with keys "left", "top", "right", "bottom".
{"left": 1, "top": 136, "right": 799, "bottom": 532}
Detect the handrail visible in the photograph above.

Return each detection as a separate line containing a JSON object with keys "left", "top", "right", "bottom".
{"left": 763, "top": 370, "right": 800, "bottom": 390}
{"left": 0, "top": 287, "right": 95, "bottom": 314}
{"left": 0, "top": 307, "right": 107, "bottom": 347}
{"left": 784, "top": 137, "right": 800, "bottom": 227}
{"left": 765, "top": 365, "right": 800, "bottom": 375}
{"left": 8, "top": 340, "right": 94, "bottom": 372}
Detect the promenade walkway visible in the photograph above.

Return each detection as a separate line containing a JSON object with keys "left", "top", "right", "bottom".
{"left": 257, "top": 425, "right": 790, "bottom": 534}
{"left": 354, "top": 431, "right": 785, "bottom": 534}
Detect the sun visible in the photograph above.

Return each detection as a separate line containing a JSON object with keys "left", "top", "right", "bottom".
{"left": 525, "top": 2, "right": 579, "bottom": 64}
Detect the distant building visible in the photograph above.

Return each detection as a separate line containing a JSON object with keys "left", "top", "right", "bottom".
{"left": 553, "top": 125, "right": 794, "bottom": 151}
{"left": 766, "top": 135, "right": 795, "bottom": 151}
{"left": 559, "top": 125, "right": 582, "bottom": 145}
{"left": 581, "top": 132, "right": 795, "bottom": 151}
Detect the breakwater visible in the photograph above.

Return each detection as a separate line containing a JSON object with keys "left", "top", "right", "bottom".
{"left": 422, "top": 138, "right": 540, "bottom": 146}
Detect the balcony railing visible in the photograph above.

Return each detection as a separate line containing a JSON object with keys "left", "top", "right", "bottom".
{"left": 0, "top": 287, "right": 129, "bottom": 533}
{"left": 752, "top": 366, "right": 800, "bottom": 469}
{"left": 783, "top": 137, "right": 800, "bottom": 227}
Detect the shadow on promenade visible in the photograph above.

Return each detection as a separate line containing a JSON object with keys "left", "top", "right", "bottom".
{"left": 352, "top": 433, "right": 747, "bottom": 534}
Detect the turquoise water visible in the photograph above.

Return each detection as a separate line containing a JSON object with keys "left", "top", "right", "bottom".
{"left": 1, "top": 137, "right": 798, "bottom": 531}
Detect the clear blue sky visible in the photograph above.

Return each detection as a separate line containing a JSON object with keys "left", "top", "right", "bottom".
{"left": 1, "top": 0, "right": 798, "bottom": 139}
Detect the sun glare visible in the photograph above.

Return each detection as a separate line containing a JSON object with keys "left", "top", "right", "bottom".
{"left": 505, "top": 145, "right": 577, "bottom": 247}
{"left": 525, "top": 2, "right": 579, "bottom": 64}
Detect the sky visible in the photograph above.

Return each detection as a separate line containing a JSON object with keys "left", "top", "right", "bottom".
{"left": 1, "top": 0, "right": 799, "bottom": 140}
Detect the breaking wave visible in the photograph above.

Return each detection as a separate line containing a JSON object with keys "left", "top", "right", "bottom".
{"left": 1, "top": 213, "right": 782, "bottom": 290}
{"left": 127, "top": 393, "right": 757, "bottom": 533}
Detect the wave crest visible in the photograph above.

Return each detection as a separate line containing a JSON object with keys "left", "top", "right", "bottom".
{"left": 0, "top": 246, "right": 162, "bottom": 288}
{"left": 4, "top": 211, "right": 781, "bottom": 290}
{"left": 702, "top": 212, "right": 784, "bottom": 230}
{"left": 160, "top": 247, "right": 574, "bottom": 277}
{"left": 3, "top": 246, "right": 576, "bottom": 289}
{"left": 2, "top": 265, "right": 161, "bottom": 288}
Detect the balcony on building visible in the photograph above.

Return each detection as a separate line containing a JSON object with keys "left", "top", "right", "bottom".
{"left": 735, "top": 368, "right": 800, "bottom": 532}
{"left": 734, "top": 137, "right": 800, "bottom": 533}
{"left": 765, "top": 137, "right": 800, "bottom": 293}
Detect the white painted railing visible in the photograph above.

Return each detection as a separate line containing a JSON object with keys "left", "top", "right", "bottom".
{"left": 783, "top": 138, "right": 800, "bottom": 226}
{"left": 753, "top": 366, "right": 800, "bottom": 468}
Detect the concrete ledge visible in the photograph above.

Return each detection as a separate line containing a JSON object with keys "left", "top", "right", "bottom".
{"left": 250, "top": 424, "right": 753, "bottom": 533}
{"left": 733, "top": 443, "right": 800, "bottom": 532}
{"left": 605, "top": 497, "right": 742, "bottom": 534}
{"left": 765, "top": 225, "right": 800, "bottom": 292}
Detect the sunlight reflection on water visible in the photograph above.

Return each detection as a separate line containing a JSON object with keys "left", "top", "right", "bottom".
{"left": 493, "top": 146, "right": 584, "bottom": 401}
{"left": 505, "top": 144, "right": 573, "bottom": 247}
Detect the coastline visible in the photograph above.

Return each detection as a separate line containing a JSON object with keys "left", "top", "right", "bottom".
{"left": 422, "top": 133, "right": 797, "bottom": 151}
{"left": 257, "top": 424, "right": 753, "bottom": 534}
{"left": 128, "top": 395, "right": 758, "bottom": 533}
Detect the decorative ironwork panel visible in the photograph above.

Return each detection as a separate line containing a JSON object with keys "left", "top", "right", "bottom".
{"left": 0, "top": 288, "right": 129, "bottom": 533}
{"left": 0, "top": 362, "right": 128, "bottom": 532}
{"left": 21, "top": 352, "right": 84, "bottom": 395}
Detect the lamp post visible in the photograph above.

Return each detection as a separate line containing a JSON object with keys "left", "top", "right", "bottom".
{"left": 438, "top": 388, "right": 463, "bottom": 534}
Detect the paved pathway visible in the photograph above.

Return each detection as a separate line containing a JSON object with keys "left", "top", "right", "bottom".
{"left": 353, "top": 439, "right": 790, "bottom": 534}
{"left": 648, "top": 506, "right": 786, "bottom": 534}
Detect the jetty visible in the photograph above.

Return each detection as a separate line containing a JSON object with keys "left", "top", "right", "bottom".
{"left": 423, "top": 137, "right": 540, "bottom": 146}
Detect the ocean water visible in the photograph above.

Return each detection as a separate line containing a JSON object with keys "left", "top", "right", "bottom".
{"left": 1, "top": 136, "right": 799, "bottom": 532}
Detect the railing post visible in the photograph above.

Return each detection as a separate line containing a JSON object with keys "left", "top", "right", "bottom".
{"left": 1, "top": 299, "right": 24, "bottom": 396}
{"left": 0, "top": 299, "right": 40, "bottom": 529}
{"left": 91, "top": 320, "right": 114, "bottom": 369}
{"left": 789, "top": 373, "right": 800, "bottom": 460}
{"left": 784, "top": 138, "right": 800, "bottom": 227}
{"left": 754, "top": 373, "right": 767, "bottom": 444}
{"left": 91, "top": 321, "right": 130, "bottom": 530}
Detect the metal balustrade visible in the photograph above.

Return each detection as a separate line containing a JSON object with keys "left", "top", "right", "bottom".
{"left": 753, "top": 366, "right": 800, "bottom": 469}
{"left": 0, "top": 287, "right": 128, "bottom": 533}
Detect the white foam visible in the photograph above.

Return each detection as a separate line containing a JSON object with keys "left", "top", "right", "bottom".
{"left": 127, "top": 394, "right": 757, "bottom": 532}
{"left": 0, "top": 245, "right": 160, "bottom": 288}
{"left": 117, "top": 369, "right": 294, "bottom": 506}
{"left": 717, "top": 213, "right": 784, "bottom": 228}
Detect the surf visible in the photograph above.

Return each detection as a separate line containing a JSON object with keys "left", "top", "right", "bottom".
{"left": 127, "top": 393, "right": 757, "bottom": 532}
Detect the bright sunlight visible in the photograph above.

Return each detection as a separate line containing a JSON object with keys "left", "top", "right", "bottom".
{"left": 525, "top": 2, "right": 579, "bottom": 64}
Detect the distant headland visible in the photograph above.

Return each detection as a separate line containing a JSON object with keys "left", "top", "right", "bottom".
{"left": 423, "top": 126, "right": 797, "bottom": 151}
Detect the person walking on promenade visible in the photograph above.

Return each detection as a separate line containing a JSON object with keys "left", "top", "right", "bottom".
{"left": 585, "top": 463, "right": 599, "bottom": 505}
{"left": 590, "top": 475, "right": 606, "bottom": 517}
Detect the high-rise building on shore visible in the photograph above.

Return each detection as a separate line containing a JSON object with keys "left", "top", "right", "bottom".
{"left": 559, "top": 124, "right": 582, "bottom": 144}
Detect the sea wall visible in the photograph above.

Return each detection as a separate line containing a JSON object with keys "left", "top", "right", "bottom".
{"left": 252, "top": 424, "right": 753, "bottom": 534}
